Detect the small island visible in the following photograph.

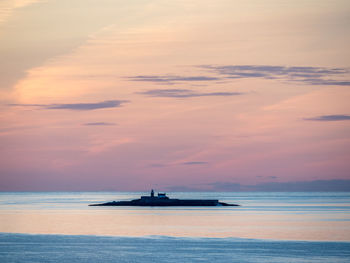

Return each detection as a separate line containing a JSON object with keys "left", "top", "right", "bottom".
{"left": 89, "top": 190, "right": 239, "bottom": 207}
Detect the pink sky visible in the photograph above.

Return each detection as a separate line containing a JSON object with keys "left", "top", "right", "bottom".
{"left": 0, "top": 0, "right": 350, "bottom": 191}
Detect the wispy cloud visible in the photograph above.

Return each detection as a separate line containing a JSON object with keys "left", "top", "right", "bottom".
{"left": 150, "top": 161, "right": 208, "bottom": 167}
{"left": 182, "top": 161, "right": 208, "bottom": 165}
{"left": 150, "top": 163, "right": 168, "bottom": 168}
{"left": 83, "top": 122, "right": 116, "bottom": 126}
{"left": 127, "top": 75, "right": 220, "bottom": 84}
{"left": 11, "top": 100, "right": 128, "bottom": 111}
{"left": 199, "top": 65, "right": 350, "bottom": 86}
{"left": 299, "top": 79, "right": 350, "bottom": 86}
{"left": 138, "top": 89, "right": 243, "bottom": 98}
{"left": 127, "top": 65, "right": 350, "bottom": 86}
{"left": 304, "top": 115, "right": 350, "bottom": 121}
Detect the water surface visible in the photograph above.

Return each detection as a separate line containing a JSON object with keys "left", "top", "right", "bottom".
{"left": 1, "top": 233, "right": 350, "bottom": 263}
{"left": 0, "top": 192, "right": 349, "bottom": 241}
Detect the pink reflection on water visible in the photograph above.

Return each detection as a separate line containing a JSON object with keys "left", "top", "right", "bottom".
{"left": 1, "top": 209, "right": 349, "bottom": 241}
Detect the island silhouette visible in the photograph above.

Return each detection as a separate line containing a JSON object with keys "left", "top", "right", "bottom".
{"left": 90, "top": 190, "right": 239, "bottom": 207}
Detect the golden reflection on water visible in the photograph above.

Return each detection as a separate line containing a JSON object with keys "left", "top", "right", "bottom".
{"left": 1, "top": 209, "right": 349, "bottom": 241}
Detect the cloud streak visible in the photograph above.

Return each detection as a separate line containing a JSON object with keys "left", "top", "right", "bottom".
{"left": 182, "top": 161, "right": 208, "bottom": 165}
{"left": 138, "top": 89, "right": 243, "bottom": 98}
{"left": 150, "top": 161, "right": 208, "bottom": 167}
{"left": 11, "top": 100, "right": 128, "bottom": 111}
{"left": 83, "top": 122, "right": 116, "bottom": 126}
{"left": 304, "top": 115, "right": 350, "bottom": 121}
{"left": 127, "top": 75, "right": 220, "bottom": 84}
{"left": 127, "top": 66, "right": 350, "bottom": 86}
{"left": 198, "top": 65, "right": 350, "bottom": 86}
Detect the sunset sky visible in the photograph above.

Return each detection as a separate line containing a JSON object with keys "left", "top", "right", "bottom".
{"left": 0, "top": 0, "right": 349, "bottom": 191}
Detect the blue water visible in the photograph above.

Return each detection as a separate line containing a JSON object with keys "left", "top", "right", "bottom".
{"left": 0, "top": 233, "right": 349, "bottom": 263}
{"left": 0, "top": 192, "right": 350, "bottom": 262}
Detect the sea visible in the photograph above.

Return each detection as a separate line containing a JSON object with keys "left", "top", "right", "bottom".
{"left": 0, "top": 192, "right": 349, "bottom": 262}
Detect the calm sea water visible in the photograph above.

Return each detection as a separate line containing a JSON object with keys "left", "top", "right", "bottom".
{"left": 0, "top": 191, "right": 349, "bottom": 241}
{"left": 1, "top": 192, "right": 350, "bottom": 262}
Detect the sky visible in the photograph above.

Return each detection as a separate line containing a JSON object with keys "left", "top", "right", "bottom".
{"left": 0, "top": 0, "right": 349, "bottom": 191}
